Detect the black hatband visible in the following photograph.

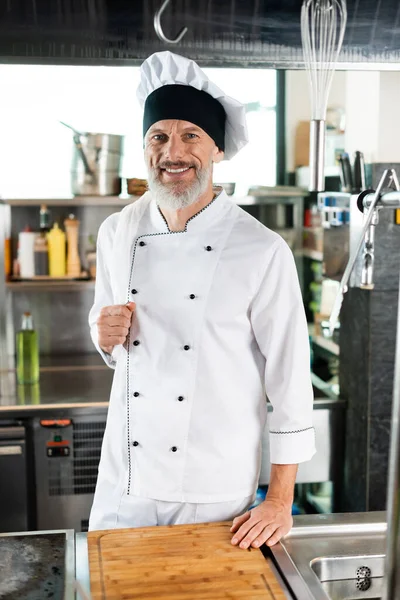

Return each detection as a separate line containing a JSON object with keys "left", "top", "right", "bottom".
{"left": 143, "top": 84, "right": 226, "bottom": 151}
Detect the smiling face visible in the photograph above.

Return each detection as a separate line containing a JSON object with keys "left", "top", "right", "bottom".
{"left": 144, "top": 119, "right": 224, "bottom": 210}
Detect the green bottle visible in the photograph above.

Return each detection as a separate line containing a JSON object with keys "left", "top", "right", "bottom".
{"left": 16, "top": 312, "right": 39, "bottom": 384}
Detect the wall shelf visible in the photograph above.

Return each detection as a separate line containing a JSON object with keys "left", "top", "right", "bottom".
{"left": 4, "top": 196, "right": 137, "bottom": 207}
{"left": 5, "top": 193, "right": 307, "bottom": 208}
{"left": 6, "top": 280, "right": 95, "bottom": 292}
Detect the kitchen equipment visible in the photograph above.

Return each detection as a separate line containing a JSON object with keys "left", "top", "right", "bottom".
{"left": 247, "top": 186, "right": 307, "bottom": 252}
{"left": 64, "top": 214, "right": 81, "bottom": 277}
{"left": 88, "top": 521, "right": 286, "bottom": 599}
{"left": 47, "top": 223, "right": 66, "bottom": 277}
{"left": 215, "top": 182, "right": 236, "bottom": 195}
{"left": 328, "top": 169, "right": 399, "bottom": 333}
{"left": 340, "top": 152, "right": 353, "bottom": 193}
{"left": 0, "top": 423, "right": 28, "bottom": 532}
{"left": 33, "top": 415, "right": 106, "bottom": 531}
{"left": 127, "top": 177, "right": 148, "bottom": 196}
{"left": 353, "top": 150, "right": 367, "bottom": 193}
{"left": 154, "top": 0, "right": 188, "bottom": 44}
{"left": 301, "top": 0, "right": 347, "bottom": 191}
{"left": 0, "top": 530, "right": 75, "bottom": 600}
{"left": 61, "top": 122, "right": 123, "bottom": 196}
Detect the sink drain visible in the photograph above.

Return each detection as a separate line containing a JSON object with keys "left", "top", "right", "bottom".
{"left": 356, "top": 566, "right": 372, "bottom": 579}
{"left": 356, "top": 566, "right": 372, "bottom": 592}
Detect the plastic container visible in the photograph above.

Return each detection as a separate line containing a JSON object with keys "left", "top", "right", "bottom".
{"left": 19, "top": 231, "right": 36, "bottom": 278}
{"left": 47, "top": 223, "right": 66, "bottom": 277}
{"left": 16, "top": 312, "right": 39, "bottom": 384}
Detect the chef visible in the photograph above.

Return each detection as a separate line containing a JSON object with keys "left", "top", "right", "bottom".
{"left": 88, "top": 51, "right": 315, "bottom": 550}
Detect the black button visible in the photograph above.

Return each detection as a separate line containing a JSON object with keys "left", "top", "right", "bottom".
{"left": 171, "top": 446, "right": 178, "bottom": 452}
{"left": 206, "top": 246, "right": 212, "bottom": 251}
{"left": 178, "top": 396, "right": 184, "bottom": 402}
{"left": 139, "top": 241, "right": 146, "bottom": 247}
{"left": 133, "top": 392, "right": 140, "bottom": 397}
{"left": 133, "top": 441, "right": 139, "bottom": 447}
{"left": 184, "top": 345, "right": 190, "bottom": 351}
{"left": 131, "top": 289, "right": 138, "bottom": 295}
{"left": 133, "top": 340, "right": 140, "bottom": 346}
{"left": 189, "top": 294, "right": 196, "bottom": 300}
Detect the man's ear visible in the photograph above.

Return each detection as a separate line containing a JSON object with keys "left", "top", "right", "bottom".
{"left": 212, "top": 146, "right": 225, "bottom": 164}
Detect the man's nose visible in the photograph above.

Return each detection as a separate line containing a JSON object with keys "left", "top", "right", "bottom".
{"left": 163, "top": 134, "right": 185, "bottom": 162}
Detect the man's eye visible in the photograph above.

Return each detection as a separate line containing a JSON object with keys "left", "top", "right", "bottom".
{"left": 153, "top": 134, "right": 166, "bottom": 141}
{"left": 186, "top": 133, "right": 198, "bottom": 139}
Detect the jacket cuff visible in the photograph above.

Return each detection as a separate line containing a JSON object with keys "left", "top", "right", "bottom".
{"left": 269, "top": 427, "right": 316, "bottom": 464}
{"left": 90, "top": 324, "right": 117, "bottom": 370}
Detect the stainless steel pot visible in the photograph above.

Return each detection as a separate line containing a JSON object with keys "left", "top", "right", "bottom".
{"left": 62, "top": 123, "right": 124, "bottom": 196}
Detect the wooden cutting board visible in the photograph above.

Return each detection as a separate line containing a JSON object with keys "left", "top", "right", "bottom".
{"left": 88, "top": 521, "right": 286, "bottom": 599}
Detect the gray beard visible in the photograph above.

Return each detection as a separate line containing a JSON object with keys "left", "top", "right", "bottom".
{"left": 147, "top": 164, "right": 212, "bottom": 210}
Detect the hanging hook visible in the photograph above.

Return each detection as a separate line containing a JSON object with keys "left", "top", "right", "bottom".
{"left": 154, "top": 0, "right": 188, "bottom": 44}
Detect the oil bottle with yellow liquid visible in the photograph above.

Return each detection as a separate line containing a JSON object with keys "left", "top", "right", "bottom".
{"left": 16, "top": 312, "right": 39, "bottom": 384}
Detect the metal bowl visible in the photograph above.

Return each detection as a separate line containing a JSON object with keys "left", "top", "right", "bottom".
{"left": 215, "top": 182, "right": 236, "bottom": 196}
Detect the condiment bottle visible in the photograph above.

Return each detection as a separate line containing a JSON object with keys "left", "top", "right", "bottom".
{"left": 34, "top": 234, "right": 49, "bottom": 276}
{"left": 47, "top": 223, "right": 66, "bottom": 277}
{"left": 16, "top": 312, "right": 39, "bottom": 385}
{"left": 19, "top": 228, "right": 36, "bottom": 278}
{"left": 3, "top": 204, "right": 11, "bottom": 278}
{"left": 39, "top": 204, "right": 51, "bottom": 233}
{"left": 64, "top": 214, "right": 81, "bottom": 277}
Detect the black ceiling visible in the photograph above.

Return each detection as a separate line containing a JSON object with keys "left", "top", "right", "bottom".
{"left": 0, "top": 0, "right": 399, "bottom": 66}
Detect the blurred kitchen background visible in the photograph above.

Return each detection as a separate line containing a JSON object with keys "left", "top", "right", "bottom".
{"left": 1, "top": 0, "right": 400, "bottom": 536}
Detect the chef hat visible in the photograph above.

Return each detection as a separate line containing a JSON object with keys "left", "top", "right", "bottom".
{"left": 137, "top": 51, "right": 249, "bottom": 161}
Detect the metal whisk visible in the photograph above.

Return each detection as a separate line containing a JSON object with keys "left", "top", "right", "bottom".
{"left": 301, "top": 0, "right": 347, "bottom": 191}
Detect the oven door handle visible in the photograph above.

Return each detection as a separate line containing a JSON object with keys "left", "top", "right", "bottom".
{"left": 0, "top": 445, "right": 23, "bottom": 455}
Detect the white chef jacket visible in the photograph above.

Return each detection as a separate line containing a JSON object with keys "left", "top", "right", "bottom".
{"left": 89, "top": 189, "right": 315, "bottom": 519}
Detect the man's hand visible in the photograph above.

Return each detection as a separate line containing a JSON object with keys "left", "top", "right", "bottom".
{"left": 97, "top": 302, "right": 136, "bottom": 355}
{"left": 230, "top": 497, "right": 292, "bottom": 549}
{"left": 230, "top": 463, "right": 298, "bottom": 549}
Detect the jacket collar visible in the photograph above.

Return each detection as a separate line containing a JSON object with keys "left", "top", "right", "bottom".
{"left": 148, "top": 187, "right": 230, "bottom": 234}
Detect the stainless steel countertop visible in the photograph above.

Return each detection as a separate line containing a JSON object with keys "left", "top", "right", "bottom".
{"left": 6, "top": 512, "right": 384, "bottom": 600}
{"left": 0, "top": 354, "right": 112, "bottom": 416}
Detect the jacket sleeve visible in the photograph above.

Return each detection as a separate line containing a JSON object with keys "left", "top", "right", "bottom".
{"left": 250, "top": 237, "right": 316, "bottom": 464}
{"left": 88, "top": 213, "right": 120, "bottom": 369}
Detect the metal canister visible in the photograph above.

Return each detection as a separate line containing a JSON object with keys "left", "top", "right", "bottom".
{"left": 71, "top": 133, "right": 123, "bottom": 196}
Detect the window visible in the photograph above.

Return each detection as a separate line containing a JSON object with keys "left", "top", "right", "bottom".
{"left": 0, "top": 64, "right": 277, "bottom": 199}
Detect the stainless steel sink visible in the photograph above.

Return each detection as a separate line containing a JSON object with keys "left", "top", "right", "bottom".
{"left": 270, "top": 511, "right": 386, "bottom": 600}
{"left": 311, "top": 555, "right": 384, "bottom": 599}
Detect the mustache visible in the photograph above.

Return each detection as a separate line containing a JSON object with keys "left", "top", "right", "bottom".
{"left": 156, "top": 161, "right": 196, "bottom": 170}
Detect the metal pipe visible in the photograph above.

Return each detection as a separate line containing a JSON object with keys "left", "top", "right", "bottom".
{"left": 360, "top": 208, "right": 378, "bottom": 290}
{"left": 309, "top": 119, "right": 326, "bottom": 192}
{"left": 362, "top": 190, "right": 400, "bottom": 210}
{"left": 383, "top": 268, "right": 400, "bottom": 599}
{"left": 328, "top": 169, "right": 393, "bottom": 334}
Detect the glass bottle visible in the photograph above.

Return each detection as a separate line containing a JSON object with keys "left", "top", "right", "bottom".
{"left": 39, "top": 204, "right": 51, "bottom": 233}
{"left": 16, "top": 312, "right": 39, "bottom": 384}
